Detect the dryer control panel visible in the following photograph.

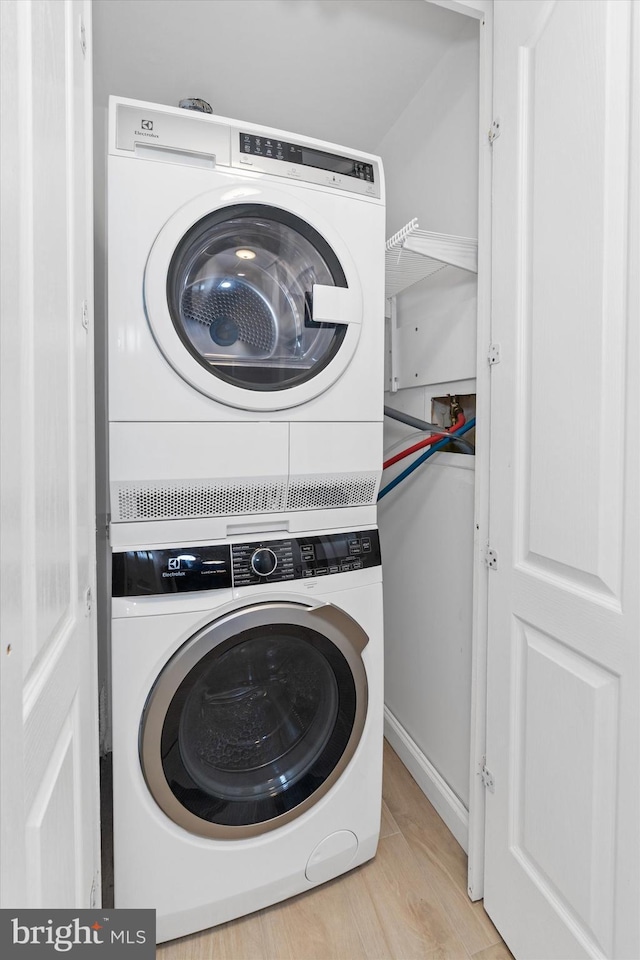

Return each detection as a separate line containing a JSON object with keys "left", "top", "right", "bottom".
{"left": 112, "top": 530, "right": 381, "bottom": 597}
{"left": 232, "top": 131, "right": 382, "bottom": 199}
{"left": 239, "top": 133, "right": 376, "bottom": 183}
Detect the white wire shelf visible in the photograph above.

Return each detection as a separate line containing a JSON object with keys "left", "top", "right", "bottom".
{"left": 385, "top": 219, "right": 478, "bottom": 298}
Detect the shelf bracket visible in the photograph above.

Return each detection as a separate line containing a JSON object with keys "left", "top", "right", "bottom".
{"left": 387, "top": 296, "right": 399, "bottom": 393}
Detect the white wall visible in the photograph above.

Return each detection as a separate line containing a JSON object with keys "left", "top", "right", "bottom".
{"left": 91, "top": 0, "right": 475, "bottom": 151}
{"left": 377, "top": 19, "right": 480, "bottom": 820}
{"left": 377, "top": 24, "right": 480, "bottom": 239}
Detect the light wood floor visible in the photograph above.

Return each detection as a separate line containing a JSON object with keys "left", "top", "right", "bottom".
{"left": 157, "top": 741, "right": 514, "bottom": 960}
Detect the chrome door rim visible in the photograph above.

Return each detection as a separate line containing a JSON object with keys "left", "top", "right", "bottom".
{"left": 139, "top": 601, "right": 369, "bottom": 839}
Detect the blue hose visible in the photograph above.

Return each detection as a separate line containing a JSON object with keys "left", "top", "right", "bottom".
{"left": 378, "top": 418, "right": 476, "bottom": 502}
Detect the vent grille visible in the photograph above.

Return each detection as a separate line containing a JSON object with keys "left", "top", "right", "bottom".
{"left": 115, "top": 479, "right": 287, "bottom": 521}
{"left": 112, "top": 473, "right": 379, "bottom": 522}
{"left": 286, "top": 474, "right": 379, "bottom": 511}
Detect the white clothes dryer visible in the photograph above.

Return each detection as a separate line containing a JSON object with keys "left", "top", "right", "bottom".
{"left": 107, "top": 99, "right": 385, "bottom": 541}
{"left": 111, "top": 525, "right": 383, "bottom": 943}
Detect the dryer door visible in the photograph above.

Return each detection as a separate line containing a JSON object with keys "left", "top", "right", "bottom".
{"left": 139, "top": 601, "right": 369, "bottom": 838}
{"left": 144, "top": 187, "right": 363, "bottom": 411}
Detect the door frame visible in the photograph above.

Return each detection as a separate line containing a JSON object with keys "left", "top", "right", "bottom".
{"left": 427, "top": 0, "right": 494, "bottom": 901}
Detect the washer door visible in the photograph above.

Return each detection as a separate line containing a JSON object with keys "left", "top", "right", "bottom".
{"left": 144, "top": 186, "right": 363, "bottom": 411}
{"left": 140, "top": 601, "right": 369, "bottom": 838}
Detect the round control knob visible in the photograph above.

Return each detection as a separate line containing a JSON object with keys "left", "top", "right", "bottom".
{"left": 250, "top": 548, "right": 278, "bottom": 578}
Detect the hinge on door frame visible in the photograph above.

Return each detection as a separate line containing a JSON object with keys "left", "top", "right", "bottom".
{"left": 79, "top": 17, "right": 87, "bottom": 58}
{"left": 488, "top": 342, "right": 501, "bottom": 365}
{"left": 89, "top": 870, "right": 100, "bottom": 907}
{"left": 484, "top": 547, "right": 498, "bottom": 570}
{"left": 387, "top": 296, "right": 399, "bottom": 394}
{"left": 481, "top": 761, "right": 495, "bottom": 793}
{"left": 488, "top": 119, "right": 501, "bottom": 144}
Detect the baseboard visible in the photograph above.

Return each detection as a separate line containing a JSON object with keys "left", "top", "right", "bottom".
{"left": 384, "top": 706, "right": 469, "bottom": 853}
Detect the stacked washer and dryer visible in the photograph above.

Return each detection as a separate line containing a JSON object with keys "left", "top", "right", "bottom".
{"left": 106, "top": 97, "right": 386, "bottom": 943}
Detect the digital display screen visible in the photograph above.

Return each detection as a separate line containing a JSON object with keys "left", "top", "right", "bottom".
{"left": 300, "top": 148, "right": 355, "bottom": 175}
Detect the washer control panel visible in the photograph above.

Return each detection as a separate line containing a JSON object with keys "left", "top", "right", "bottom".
{"left": 113, "top": 530, "right": 381, "bottom": 597}
{"left": 232, "top": 540, "right": 294, "bottom": 587}
{"left": 231, "top": 530, "right": 380, "bottom": 588}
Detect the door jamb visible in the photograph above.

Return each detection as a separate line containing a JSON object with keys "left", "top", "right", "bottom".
{"left": 426, "top": 0, "right": 494, "bottom": 901}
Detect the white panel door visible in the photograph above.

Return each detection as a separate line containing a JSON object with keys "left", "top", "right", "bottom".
{"left": 0, "top": 0, "right": 100, "bottom": 907}
{"left": 485, "top": 2, "right": 639, "bottom": 958}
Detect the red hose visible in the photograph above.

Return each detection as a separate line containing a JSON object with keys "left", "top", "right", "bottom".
{"left": 383, "top": 412, "right": 466, "bottom": 470}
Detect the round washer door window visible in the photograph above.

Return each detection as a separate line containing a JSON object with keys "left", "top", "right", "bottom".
{"left": 143, "top": 188, "right": 363, "bottom": 412}
{"left": 139, "top": 602, "right": 369, "bottom": 838}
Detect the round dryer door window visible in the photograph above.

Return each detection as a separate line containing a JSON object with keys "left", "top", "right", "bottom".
{"left": 166, "top": 204, "right": 349, "bottom": 392}
{"left": 144, "top": 189, "right": 363, "bottom": 411}
{"left": 139, "top": 601, "right": 369, "bottom": 839}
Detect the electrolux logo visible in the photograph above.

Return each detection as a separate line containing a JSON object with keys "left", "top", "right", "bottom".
{"left": 162, "top": 557, "right": 185, "bottom": 578}
{"left": 134, "top": 118, "right": 159, "bottom": 139}
{"left": 1, "top": 909, "right": 155, "bottom": 957}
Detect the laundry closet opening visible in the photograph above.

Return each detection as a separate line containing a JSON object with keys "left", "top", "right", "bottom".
{"left": 93, "top": 0, "right": 484, "bottom": 909}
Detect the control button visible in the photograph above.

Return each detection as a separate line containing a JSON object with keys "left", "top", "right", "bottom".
{"left": 329, "top": 565, "right": 339, "bottom": 574}
{"left": 302, "top": 569, "right": 314, "bottom": 578}
{"left": 314, "top": 567, "right": 328, "bottom": 576}
{"left": 362, "top": 537, "right": 372, "bottom": 553}
{"left": 340, "top": 562, "right": 352, "bottom": 572}
{"left": 250, "top": 548, "right": 278, "bottom": 577}
{"left": 352, "top": 559, "right": 363, "bottom": 570}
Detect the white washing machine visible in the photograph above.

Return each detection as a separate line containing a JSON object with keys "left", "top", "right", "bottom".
{"left": 107, "top": 98, "right": 385, "bottom": 545}
{"left": 111, "top": 525, "right": 383, "bottom": 943}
